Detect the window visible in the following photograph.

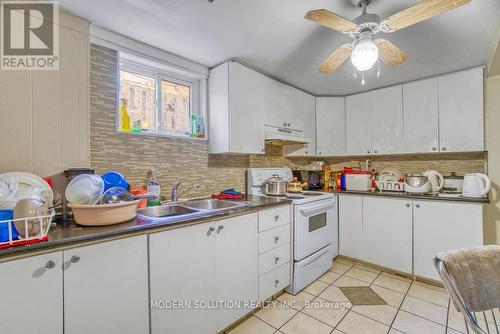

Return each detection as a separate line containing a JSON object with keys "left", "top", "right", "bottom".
{"left": 118, "top": 58, "right": 205, "bottom": 139}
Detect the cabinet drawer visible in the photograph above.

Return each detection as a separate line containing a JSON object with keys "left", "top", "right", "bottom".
{"left": 258, "top": 205, "right": 290, "bottom": 232}
{"left": 259, "top": 262, "right": 290, "bottom": 301}
{"left": 259, "top": 224, "right": 290, "bottom": 254}
{"left": 259, "top": 243, "right": 291, "bottom": 276}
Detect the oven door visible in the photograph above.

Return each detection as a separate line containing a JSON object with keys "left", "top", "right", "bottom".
{"left": 293, "top": 198, "right": 335, "bottom": 261}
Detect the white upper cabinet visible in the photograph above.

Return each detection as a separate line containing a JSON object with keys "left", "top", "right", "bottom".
{"left": 209, "top": 61, "right": 266, "bottom": 154}
{"left": 371, "top": 85, "right": 403, "bottom": 154}
{"left": 316, "top": 97, "right": 346, "bottom": 156}
{"left": 403, "top": 78, "right": 439, "bottom": 153}
{"left": 346, "top": 92, "right": 373, "bottom": 155}
{"left": 283, "top": 91, "right": 316, "bottom": 157}
{"left": 438, "top": 67, "right": 484, "bottom": 152}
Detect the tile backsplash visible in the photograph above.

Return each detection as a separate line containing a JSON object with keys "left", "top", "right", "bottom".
{"left": 90, "top": 43, "right": 485, "bottom": 198}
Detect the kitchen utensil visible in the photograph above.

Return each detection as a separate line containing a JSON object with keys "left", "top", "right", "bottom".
{"left": 0, "top": 209, "right": 19, "bottom": 242}
{"left": 378, "top": 168, "right": 403, "bottom": 182}
{"left": 375, "top": 181, "right": 404, "bottom": 192}
{"left": 65, "top": 174, "right": 105, "bottom": 205}
{"left": 13, "top": 198, "right": 48, "bottom": 237}
{"left": 423, "top": 170, "right": 444, "bottom": 195}
{"left": 345, "top": 172, "right": 372, "bottom": 191}
{"left": 404, "top": 174, "right": 430, "bottom": 194}
{"left": 100, "top": 187, "right": 134, "bottom": 204}
{"left": 68, "top": 200, "right": 140, "bottom": 226}
{"left": 264, "top": 174, "right": 289, "bottom": 196}
{"left": 443, "top": 172, "right": 464, "bottom": 193}
{"left": 306, "top": 171, "right": 324, "bottom": 190}
{"left": 0, "top": 172, "right": 53, "bottom": 209}
{"left": 101, "top": 171, "right": 129, "bottom": 192}
{"left": 288, "top": 177, "right": 306, "bottom": 193}
{"left": 462, "top": 173, "right": 491, "bottom": 198}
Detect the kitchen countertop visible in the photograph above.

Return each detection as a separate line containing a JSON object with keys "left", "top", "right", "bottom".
{"left": 334, "top": 189, "right": 490, "bottom": 204}
{"left": 0, "top": 195, "right": 291, "bottom": 260}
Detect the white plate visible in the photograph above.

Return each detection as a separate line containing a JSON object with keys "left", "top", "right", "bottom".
{"left": 0, "top": 172, "right": 53, "bottom": 208}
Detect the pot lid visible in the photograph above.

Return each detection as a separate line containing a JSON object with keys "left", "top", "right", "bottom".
{"left": 444, "top": 172, "right": 464, "bottom": 180}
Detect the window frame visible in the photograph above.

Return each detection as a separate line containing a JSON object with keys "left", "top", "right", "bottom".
{"left": 117, "top": 57, "right": 205, "bottom": 140}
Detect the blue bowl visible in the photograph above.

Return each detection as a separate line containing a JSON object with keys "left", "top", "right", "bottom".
{"left": 0, "top": 210, "right": 19, "bottom": 242}
{"left": 101, "top": 171, "right": 129, "bottom": 192}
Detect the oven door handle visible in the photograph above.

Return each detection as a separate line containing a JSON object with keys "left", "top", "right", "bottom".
{"left": 298, "top": 203, "right": 332, "bottom": 217}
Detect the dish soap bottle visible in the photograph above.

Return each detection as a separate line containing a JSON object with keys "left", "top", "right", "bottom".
{"left": 120, "top": 98, "right": 131, "bottom": 132}
{"left": 144, "top": 169, "right": 161, "bottom": 206}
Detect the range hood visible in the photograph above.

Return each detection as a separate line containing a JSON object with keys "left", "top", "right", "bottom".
{"left": 264, "top": 125, "right": 311, "bottom": 145}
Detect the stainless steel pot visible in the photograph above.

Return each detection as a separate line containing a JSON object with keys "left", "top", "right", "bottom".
{"left": 405, "top": 174, "right": 429, "bottom": 188}
{"left": 265, "top": 174, "right": 289, "bottom": 196}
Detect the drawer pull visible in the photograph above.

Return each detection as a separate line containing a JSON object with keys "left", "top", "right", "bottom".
{"left": 274, "top": 256, "right": 280, "bottom": 264}
{"left": 274, "top": 279, "right": 280, "bottom": 287}
{"left": 70, "top": 255, "right": 80, "bottom": 264}
{"left": 46, "top": 260, "right": 56, "bottom": 269}
{"left": 274, "top": 236, "right": 280, "bottom": 243}
{"left": 216, "top": 225, "right": 224, "bottom": 234}
{"left": 274, "top": 215, "right": 280, "bottom": 222}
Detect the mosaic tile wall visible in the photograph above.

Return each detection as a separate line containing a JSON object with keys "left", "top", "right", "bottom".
{"left": 90, "top": 43, "right": 485, "bottom": 198}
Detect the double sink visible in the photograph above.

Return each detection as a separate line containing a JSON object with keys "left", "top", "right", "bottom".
{"left": 136, "top": 199, "right": 250, "bottom": 224}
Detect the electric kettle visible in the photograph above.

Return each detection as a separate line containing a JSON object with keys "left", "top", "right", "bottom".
{"left": 423, "top": 170, "right": 444, "bottom": 195}
{"left": 462, "top": 173, "right": 491, "bottom": 198}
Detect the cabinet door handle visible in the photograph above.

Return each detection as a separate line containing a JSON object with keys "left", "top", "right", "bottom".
{"left": 274, "top": 236, "right": 280, "bottom": 243}
{"left": 274, "top": 279, "right": 280, "bottom": 287}
{"left": 432, "top": 147, "right": 437, "bottom": 151}
{"left": 374, "top": 150, "right": 378, "bottom": 154}
{"left": 442, "top": 147, "right": 447, "bottom": 151}
{"left": 274, "top": 256, "right": 280, "bottom": 264}
{"left": 287, "top": 123, "right": 291, "bottom": 127}
{"left": 274, "top": 215, "right": 280, "bottom": 222}
{"left": 261, "top": 148, "right": 265, "bottom": 153}
{"left": 216, "top": 225, "right": 224, "bottom": 234}
{"left": 367, "top": 150, "right": 371, "bottom": 154}
{"left": 70, "top": 255, "right": 80, "bottom": 264}
{"left": 318, "top": 151, "right": 322, "bottom": 155}
{"left": 282, "top": 122, "right": 287, "bottom": 127}
{"left": 406, "top": 203, "right": 410, "bottom": 208}
{"left": 415, "top": 204, "right": 420, "bottom": 208}
{"left": 46, "top": 260, "right": 56, "bottom": 269}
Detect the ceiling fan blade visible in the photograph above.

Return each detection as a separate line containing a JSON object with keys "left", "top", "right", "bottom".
{"left": 318, "top": 45, "right": 352, "bottom": 73}
{"left": 383, "top": 0, "right": 470, "bottom": 31}
{"left": 375, "top": 39, "right": 408, "bottom": 65}
{"left": 305, "top": 9, "right": 357, "bottom": 33}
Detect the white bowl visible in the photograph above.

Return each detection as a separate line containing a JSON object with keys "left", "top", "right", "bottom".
{"left": 65, "top": 174, "right": 104, "bottom": 205}
{"left": 69, "top": 200, "right": 139, "bottom": 226}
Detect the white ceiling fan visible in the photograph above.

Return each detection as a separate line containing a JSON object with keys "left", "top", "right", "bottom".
{"left": 305, "top": 0, "right": 471, "bottom": 75}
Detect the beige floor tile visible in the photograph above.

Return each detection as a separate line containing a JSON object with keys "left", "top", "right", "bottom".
{"left": 392, "top": 310, "right": 446, "bottom": 334}
{"left": 334, "top": 257, "right": 355, "bottom": 265}
{"left": 333, "top": 275, "right": 370, "bottom": 288}
{"left": 255, "top": 301, "right": 298, "bottom": 328}
{"left": 380, "top": 271, "right": 413, "bottom": 283}
{"left": 370, "top": 285, "right": 405, "bottom": 308}
{"left": 302, "top": 297, "right": 349, "bottom": 327}
{"left": 352, "top": 304, "right": 398, "bottom": 326}
{"left": 318, "top": 285, "right": 352, "bottom": 307}
{"left": 401, "top": 295, "right": 448, "bottom": 325}
{"left": 331, "top": 261, "right": 353, "bottom": 275}
{"left": 388, "top": 329, "right": 406, "bottom": 334}
{"left": 344, "top": 267, "right": 379, "bottom": 283}
{"left": 474, "top": 307, "right": 500, "bottom": 324}
{"left": 353, "top": 263, "right": 381, "bottom": 274}
{"left": 407, "top": 283, "right": 450, "bottom": 307}
{"left": 412, "top": 280, "right": 447, "bottom": 293}
{"left": 337, "top": 310, "right": 390, "bottom": 334}
{"left": 276, "top": 291, "right": 315, "bottom": 310}
{"left": 318, "top": 271, "right": 341, "bottom": 284}
{"left": 332, "top": 331, "right": 344, "bottom": 334}
{"left": 372, "top": 275, "right": 411, "bottom": 294}
{"left": 447, "top": 305, "right": 468, "bottom": 333}
{"left": 446, "top": 328, "right": 463, "bottom": 334}
{"left": 280, "top": 312, "right": 333, "bottom": 334}
{"left": 227, "top": 315, "right": 276, "bottom": 334}
{"left": 304, "top": 280, "right": 330, "bottom": 296}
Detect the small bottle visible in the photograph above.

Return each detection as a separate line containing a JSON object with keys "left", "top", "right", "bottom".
{"left": 191, "top": 114, "right": 198, "bottom": 137}
{"left": 144, "top": 169, "right": 161, "bottom": 207}
{"left": 120, "top": 99, "right": 131, "bottom": 132}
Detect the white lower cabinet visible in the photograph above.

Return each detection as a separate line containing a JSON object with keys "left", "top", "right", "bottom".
{"left": 150, "top": 213, "right": 259, "bottom": 334}
{"left": 63, "top": 235, "right": 149, "bottom": 334}
{"left": 338, "top": 195, "right": 363, "bottom": 259}
{"left": 0, "top": 252, "right": 63, "bottom": 334}
{"left": 362, "top": 197, "right": 412, "bottom": 273}
{"left": 413, "top": 201, "right": 483, "bottom": 280}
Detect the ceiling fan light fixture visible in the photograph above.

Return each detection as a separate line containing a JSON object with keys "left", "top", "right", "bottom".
{"left": 350, "top": 38, "right": 379, "bottom": 71}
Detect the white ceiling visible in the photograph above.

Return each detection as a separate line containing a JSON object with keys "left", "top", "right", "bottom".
{"left": 60, "top": 0, "right": 500, "bottom": 95}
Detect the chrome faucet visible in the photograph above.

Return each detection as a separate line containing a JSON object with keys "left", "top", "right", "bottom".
{"left": 171, "top": 182, "right": 202, "bottom": 202}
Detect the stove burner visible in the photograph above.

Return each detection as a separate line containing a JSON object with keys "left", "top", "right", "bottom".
{"left": 302, "top": 192, "right": 324, "bottom": 196}
{"left": 286, "top": 195, "right": 304, "bottom": 199}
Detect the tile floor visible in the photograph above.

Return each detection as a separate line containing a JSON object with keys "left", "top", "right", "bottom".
{"left": 226, "top": 257, "right": 499, "bottom": 334}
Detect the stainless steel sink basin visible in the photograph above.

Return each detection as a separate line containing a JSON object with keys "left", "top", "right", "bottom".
{"left": 182, "top": 199, "right": 249, "bottom": 211}
{"left": 137, "top": 204, "right": 199, "bottom": 219}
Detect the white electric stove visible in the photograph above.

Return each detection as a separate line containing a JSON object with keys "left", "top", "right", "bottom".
{"left": 247, "top": 168, "right": 338, "bottom": 294}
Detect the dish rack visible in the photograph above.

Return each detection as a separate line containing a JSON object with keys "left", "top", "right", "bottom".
{"left": 375, "top": 181, "right": 405, "bottom": 192}
{"left": 0, "top": 210, "right": 54, "bottom": 249}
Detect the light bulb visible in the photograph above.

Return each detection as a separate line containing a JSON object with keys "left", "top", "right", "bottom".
{"left": 351, "top": 39, "right": 379, "bottom": 72}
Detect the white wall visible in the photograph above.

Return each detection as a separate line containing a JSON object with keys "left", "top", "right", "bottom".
{"left": 484, "top": 74, "right": 500, "bottom": 245}
{"left": 0, "top": 11, "right": 90, "bottom": 177}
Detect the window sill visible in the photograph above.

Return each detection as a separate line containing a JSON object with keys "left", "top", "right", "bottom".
{"left": 117, "top": 130, "right": 207, "bottom": 141}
